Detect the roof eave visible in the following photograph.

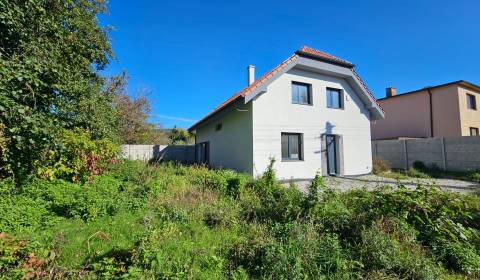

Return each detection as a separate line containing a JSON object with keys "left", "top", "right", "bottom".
{"left": 295, "top": 50, "right": 355, "bottom": 68}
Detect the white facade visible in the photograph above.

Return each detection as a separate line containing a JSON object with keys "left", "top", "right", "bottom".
{"left": 195, "top": 102, "right": 253, "bottom": 174}
{"left": 252, "top": 68, "right": 373, "bottom": 179}
{"left": 191, "top": 48, "right": 383, "bottom": 180}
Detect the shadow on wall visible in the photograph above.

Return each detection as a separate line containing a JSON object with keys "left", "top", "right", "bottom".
{"left": 154, "top": 145, "right": 195, "bottom": 164}
{"left": 122, "top": 144, "right": 195, "bottom": 164}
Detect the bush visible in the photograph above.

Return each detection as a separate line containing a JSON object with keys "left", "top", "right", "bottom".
{"left": 442, "top": 242, "right": 480, "bottom": 276}
{"left": 34, "top": 128, "right": 119, "bottom": 182}
{"left": 1, "top": 159, "right": 479, "bottom": 278}
{"left": 412, "top": 161, "right": 427, "bottom": 171}
{"left": 405, "top": 167, "right": 430, "bottom": 178}
{"left": 360, "top": 223, "right": 441, "bottom": 280}
{"left": 373, "top": 159, "right": 390, "bottom": 174}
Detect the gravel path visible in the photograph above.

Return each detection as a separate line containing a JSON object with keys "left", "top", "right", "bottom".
{"left": 294, "top": 174, "right": 479, "bottom": 194}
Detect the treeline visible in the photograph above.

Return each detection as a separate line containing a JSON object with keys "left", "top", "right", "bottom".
{"left": 0, "top": 0, "right": 191, "bottom": 181}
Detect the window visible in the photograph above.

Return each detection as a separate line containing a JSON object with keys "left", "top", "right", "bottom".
{"left": 195, "top": 142, "right": 209, "bottom": 164}
{"left": 291, "top": 82, "right": 312, "bottom": 105}
{"left": 281, "top": 133, "right": 303, "bottom": 160}
{"left": 215, "top": 123, "right": 222, "bottom": 131}
{"left": 470, "top": 127, "right": 479, "bottom": 136}
{"left": 467, "top": 94, "right": 477, "bottom": 110}
{"left": 326, "top": 88, "right": 343, "bottom": 109}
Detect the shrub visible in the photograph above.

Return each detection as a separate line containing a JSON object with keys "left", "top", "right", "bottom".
{"left": 34, "top": 128, "right": 119, "bottom": 182}
{"left": 0, "top": 123, "right": 11, "bottom": 177}
{"left": 373, "top": 159, "right": 390, "bottom": 174}
{"left": 405, "top": 167, "right": 430, "bottom": 178}
{"left": 0, "top": 195, "right": 53, "bottom": 233}
{"left": 412, "top": 161, "right": 427, "bottom": 171}
{"left": 360, "top": 224, "right": 441, "bottom": 280}
{"left": 442, "top": 242, "right": 480, "bottom": 276}
{"left": 227, "top": 224, "right": 355, "bottom": 279}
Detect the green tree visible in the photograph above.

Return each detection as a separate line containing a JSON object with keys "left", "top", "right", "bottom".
{"left": 113, "top": 76, "right": 168, "bottom": 144}
{"left": 0, "top": 0, "right": 115, "bottom": 177}
{"left": 169, "top": 127, "right": 193, "bottom": 145}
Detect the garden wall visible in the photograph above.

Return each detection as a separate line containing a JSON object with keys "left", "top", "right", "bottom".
{"left": 372, "top": 136, "right": 480, "bottom": 172}
{"left": 121, "top": 145, "right": 195, "bottom": 164}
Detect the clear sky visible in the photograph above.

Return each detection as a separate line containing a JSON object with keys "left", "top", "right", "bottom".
{"left": 100, "top": 0, "right": 480, "bottom": 128}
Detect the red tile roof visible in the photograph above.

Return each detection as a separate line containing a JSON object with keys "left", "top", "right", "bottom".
{"left": 189, "top": 46, "right": 381, "bottom": 130}
{"left": 296, "top": 46, "right": 354, "bottom": 67}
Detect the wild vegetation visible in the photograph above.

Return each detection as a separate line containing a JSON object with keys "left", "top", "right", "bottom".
{"left": 1, "top": 1, "right": 479, "bottom": 279}
{"left": 1, "top": 160, "right": 479, "bottom": 279}
{"left": 373, "top": 159, "right": 480, "bottom": 182}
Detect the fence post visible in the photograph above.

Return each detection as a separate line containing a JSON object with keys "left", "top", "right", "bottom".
{"left": 441, "top": 137, "right": 447, "bottom": 171}
{"left": 403, "top": 140, "right": 408, "bottom": 170}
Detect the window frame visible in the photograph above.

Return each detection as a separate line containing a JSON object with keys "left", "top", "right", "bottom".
{"left": 291, "top": 81, "right": 313, "bottom": 106}
{"left": 470, "top": 127, "right": 479, "bottom": 136}
{"left": 326, "top": 87, "right": 344, "bottom": 109}
{"left": 215, "top": 123, "right": 222, "bottom": 131}
{"left": 467, "top": 94, "right": 477, "bottom": 110}
{"left": 281, "top": 132, "right": 304, "bottom": 161}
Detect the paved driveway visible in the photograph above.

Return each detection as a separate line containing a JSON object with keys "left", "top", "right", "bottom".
{"left": 294, "top": 174, "right": 479, "bottom": 194}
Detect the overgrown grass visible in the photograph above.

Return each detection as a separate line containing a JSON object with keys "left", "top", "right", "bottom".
{"left": 373, "top": 159, "right": 480, "bottom": 183}
{"left": 1, "top": 160, "right": 479, "bottom": 279}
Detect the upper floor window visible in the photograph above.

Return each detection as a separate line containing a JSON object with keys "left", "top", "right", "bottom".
{"left": 326, "top": 88, "right": 343, "bottom": 109}
{"left": 470, "top": 127, "right": 479, "bottom": 136}
{"left": 291, "top": 82, "right": 312, "bottom": 105}
{"left": 467, "top": 94, "right": 476, "bottom": 110}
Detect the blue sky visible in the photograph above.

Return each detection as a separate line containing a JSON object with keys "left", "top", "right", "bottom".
{"left": 100, "top": 0, "right": 480, "bottom": 128}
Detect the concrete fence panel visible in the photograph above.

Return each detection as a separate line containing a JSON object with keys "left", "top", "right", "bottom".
{"left": 372, "top": 136, "right": 480, "bottom": 172}
{"left": 405, "top": 138, "right": 444, "bottom": 170}
{"left": 443, "top": 137, "right": 480, "bottom": 171}
{"left": 121, "top": 144, "right": 195, "bottom": 164}
{"left": 373, "top": 140, "right": 407, "bottom": 169}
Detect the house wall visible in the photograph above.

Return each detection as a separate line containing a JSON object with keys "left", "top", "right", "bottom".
{"left": 458, "top": 86, "right": 480, "bottom": 136}
{"left": 372, "top": 85, "right": 465, "bottom": 139}
{"left": 251, "top": 68, "right": 373, "bottom": 179}
{"left": 195, "top": 102, "right": 253, "bottom": 174}
{"left": 431, "top": 85, "right": 462, "bottom": 137}
{"left": 371, "top": 91, "right": 431, "bottom": 139}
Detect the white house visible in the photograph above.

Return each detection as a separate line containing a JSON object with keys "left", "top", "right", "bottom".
{"left": 189, "top": 46, "right": 384, "bottom": 180}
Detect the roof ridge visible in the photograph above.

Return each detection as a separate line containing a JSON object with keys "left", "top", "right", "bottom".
{"left": 189, "top": 47, "right": 380, "bottom": 130}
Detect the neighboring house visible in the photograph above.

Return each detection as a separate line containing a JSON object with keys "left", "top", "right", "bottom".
{"left": 188, "top": 46, "right": 384, "bottom": 179}
{"left": 371, "top": 80, "right": 480, "bottom": 140}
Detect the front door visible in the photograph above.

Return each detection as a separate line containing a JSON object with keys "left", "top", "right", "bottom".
{"left": 326, "top": 135, "right": 337, "bottom": 175}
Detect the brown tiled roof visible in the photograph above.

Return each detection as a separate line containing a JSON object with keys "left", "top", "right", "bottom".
{"left": 296, "top": 46, "right": 354, "bottom": 67}
{"left": 190, "top": 46, "right": 380, "bottom": 130}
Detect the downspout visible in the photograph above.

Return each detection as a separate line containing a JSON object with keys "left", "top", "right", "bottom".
{"left": 427, "top": 88, "right": 434, "bottom": 137}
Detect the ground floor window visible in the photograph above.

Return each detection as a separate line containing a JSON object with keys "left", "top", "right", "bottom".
{"left": 470, "top": 127, "right": 479, "bottom": 136}
{"left": 281, "top": 133, "right": 303, "bottom": 160}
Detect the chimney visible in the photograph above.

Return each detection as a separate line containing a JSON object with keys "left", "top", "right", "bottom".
{"left": 386, "top": 87, "right": 396, "bottom": 98}
{"left": 247, "top": 65, "right": 255, "bottom": 86}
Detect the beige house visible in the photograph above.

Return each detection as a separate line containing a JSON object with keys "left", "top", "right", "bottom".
{"left": 371, "top": 80, "right": 480, "bottom": 140}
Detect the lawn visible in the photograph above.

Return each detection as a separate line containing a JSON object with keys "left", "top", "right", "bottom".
{"left": 1, "top": 160, "right": 479, "bottom": 279}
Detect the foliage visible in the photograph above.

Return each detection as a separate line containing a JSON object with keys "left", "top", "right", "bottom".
{"left": 0, "top": 0, "right": 118, "bottom": 178}
{"left": 33, "top": 128, "right": 118, "bottom": 181}
{"left": 169, "top": 126, "right": 194, "bottom": 145}
{"left": 113, "top": 73, "right": 168, "bottom": 144}
{"left": 0, "top": 160, "right": 479, "bottom": 279}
